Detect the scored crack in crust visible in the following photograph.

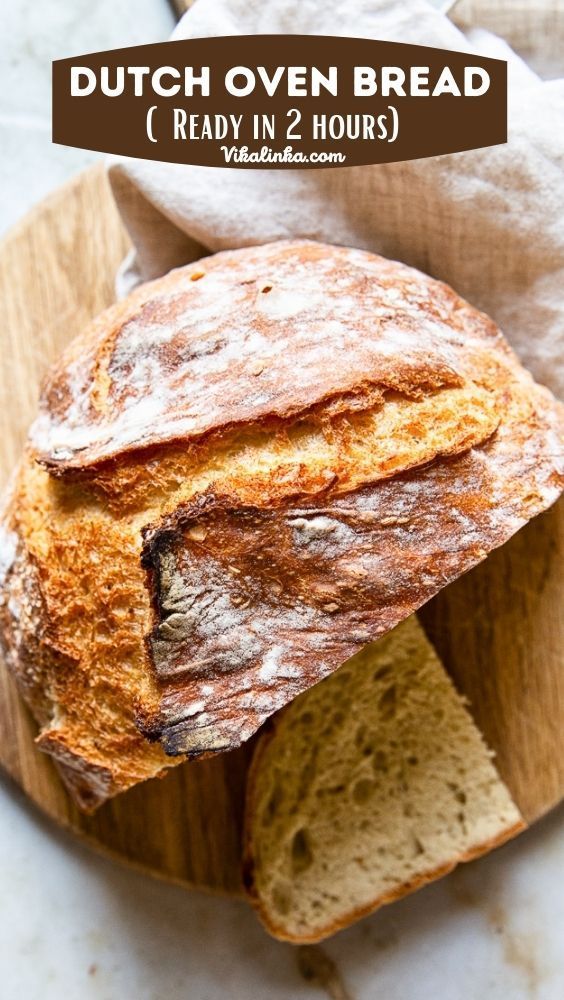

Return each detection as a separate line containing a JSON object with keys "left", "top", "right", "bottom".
{"left": 0, "top": 240, "right": 563, "bottom": 809}
{"left": 140, "top": 378, "right": 562, "bottom": 756}
{"left": 30, "top": 240, "right": 499, "bottom": 473}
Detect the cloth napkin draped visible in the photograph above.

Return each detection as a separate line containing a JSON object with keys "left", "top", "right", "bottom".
{"left": 108, "top": 0, "right": 564, "bottom": 399}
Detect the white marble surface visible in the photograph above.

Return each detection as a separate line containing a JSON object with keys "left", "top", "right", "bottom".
{"left": 0, "top": 0, "right": 175, "bottom": 233}
{"left": 1, "top": 3, "right": 563, "bottom": 999}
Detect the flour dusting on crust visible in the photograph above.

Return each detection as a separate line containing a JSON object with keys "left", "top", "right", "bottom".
{"left": 1, "top": 240, "right": 563, "bottom": 808}
{"left": 141, "top": 366, "right": 564, "bottom": 757}
{"left": 31, "top": 241, "right": 505, "bottom": 471}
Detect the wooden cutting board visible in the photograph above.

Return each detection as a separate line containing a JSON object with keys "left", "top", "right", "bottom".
{"left": 0, "top": 164, "right": 562, "bottom": 898}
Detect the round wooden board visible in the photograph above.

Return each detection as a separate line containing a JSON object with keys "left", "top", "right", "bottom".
{"left": 0, "top": 165, "right": 562, "bottom": 898}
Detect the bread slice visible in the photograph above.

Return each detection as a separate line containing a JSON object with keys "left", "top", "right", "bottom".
{"left": 243, "top": 616, "right": 524, "bottom": 943}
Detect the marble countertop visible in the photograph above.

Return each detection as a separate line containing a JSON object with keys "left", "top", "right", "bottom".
{"left": 1, "top": 3, "right": 563, "bottom": 998}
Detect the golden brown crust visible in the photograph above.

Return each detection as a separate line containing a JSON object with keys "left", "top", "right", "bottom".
{"left": 32, "top": 240, "right": 504, "bottom": 473}
{"left": 0, "top": 520, "right": 115, "bottom": 810}
{"left": 0, "top": 456, "right": 173, "bottom": 808}
{"left": 0, "top": 240, "right": 563, "bottom": 809}
{"left": 140, "top": 364, "right": 563, "bottom": 757}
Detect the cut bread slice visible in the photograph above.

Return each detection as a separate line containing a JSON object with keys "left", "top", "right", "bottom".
{"left": 243, "top": 615, "right": 524, "bottom": 943}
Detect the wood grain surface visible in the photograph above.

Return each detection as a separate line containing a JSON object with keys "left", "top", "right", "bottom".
{"left": 0, "top": 166, "right": 251, "bottom": 896}
{"left": 0, "top": 164, "right": 562, "bottom": 900}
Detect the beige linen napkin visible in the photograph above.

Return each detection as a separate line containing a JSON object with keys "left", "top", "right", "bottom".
{"left": 108, "top": 0, "right": 564, "bottom": 399}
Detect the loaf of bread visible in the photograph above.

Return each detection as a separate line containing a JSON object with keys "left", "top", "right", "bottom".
{"left": 0, "top": 240, "right": 562, "bottom": 809}
{"left": 243, "top": 615, "right": 525, "bottom": 943}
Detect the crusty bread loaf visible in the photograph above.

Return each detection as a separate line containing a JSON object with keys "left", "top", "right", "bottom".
{"left": 0, "top": 240, "right": 562, "bottom": 809}
{"left": 243, "top": 616, "right": 525, "bottom": 943}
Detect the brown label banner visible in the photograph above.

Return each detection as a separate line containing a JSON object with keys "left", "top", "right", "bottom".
{"left": 52, "top": 36, "right": 507, "bottom": 169}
